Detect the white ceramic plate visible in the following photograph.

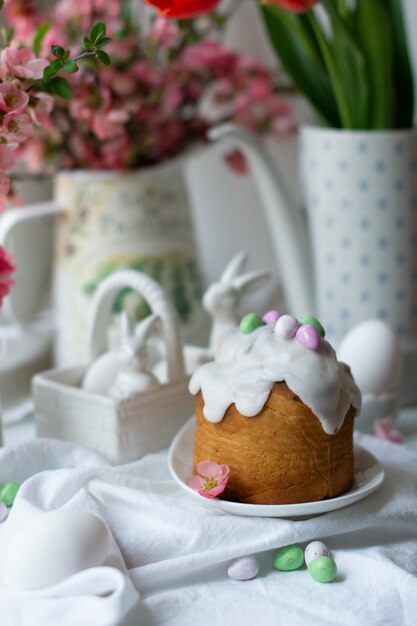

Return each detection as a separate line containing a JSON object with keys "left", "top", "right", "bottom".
{"left": 168, "top": 417, "right": 385, "bottom": 518}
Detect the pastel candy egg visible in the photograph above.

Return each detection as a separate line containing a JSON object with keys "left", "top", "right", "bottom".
{"left": 298, "top": 315, "right": 325, "bottom": 338}
{"left": 304, "top": 541, "right": 330, "bottom": 566}
{"left": 0, "top": 482, "right": 20, "bottom": 507}
{"left": 227, "top": 556, "right": 259, "bottom": 581}
{"left": 262, "top": 310, "right": 281, "bottom": 325}
{"left": 296, "top": 324, "right": 321, "bottom": 351}
{"left": 240, "top": 313, "right": 263, "bottom": 334}
{"left": 308, "top": 556, "right": 337, "bottom": 583}
{"left": 274, "top": 315, "right": 299, "bottom": 339}
{"left": 0, "top": 501, "right": 8, "bottom": 523}
{"left": 273, "top": 544, "right": 304, "bottom": 571}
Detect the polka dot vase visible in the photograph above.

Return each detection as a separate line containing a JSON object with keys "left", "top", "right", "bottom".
{"left": 300, "top": 127, "right": 417, "bottom": 403}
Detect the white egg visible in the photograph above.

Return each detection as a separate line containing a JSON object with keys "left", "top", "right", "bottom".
{"left": 4, "top": 509, "right": 111, "bottom": 591}
{"left": 337, "top": 320, "right": 402, "bottom": 395}
{"left": 82, "top": 351, "right": 120, "bottom": 394}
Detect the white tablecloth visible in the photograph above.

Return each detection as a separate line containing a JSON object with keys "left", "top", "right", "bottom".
{"left": 0, "top": 433, "right": 417, "bottom": 626}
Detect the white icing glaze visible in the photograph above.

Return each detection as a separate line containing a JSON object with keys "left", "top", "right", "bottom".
{"left": 189, "top": 324, "right": 361, "bottom": 434}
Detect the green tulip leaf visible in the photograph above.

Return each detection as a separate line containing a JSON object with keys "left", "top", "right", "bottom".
{"left": 261, "top": 5, "right": 341, "bottom": 127}
{"left": 384, "top": 0, "right": 414, "bottom": 128}
{"left": 320, "top": 0, "right": 369, "bottom": 129}
{"left": 355, "top": 0, "right": 392, "bottom": 129}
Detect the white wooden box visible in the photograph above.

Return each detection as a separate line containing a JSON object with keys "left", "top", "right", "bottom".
{"left": 33, "top": 270, "right": 194, "bottom": 463}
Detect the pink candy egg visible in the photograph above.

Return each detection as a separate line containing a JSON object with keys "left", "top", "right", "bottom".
{"left": 274, "top": 315, "right": 299, "bottom": 339}
{"left": 296, "top": 324, "right": 321, "bottom": 351}
{"left": 262, "top": 310, "right": 281, "bottom": 325}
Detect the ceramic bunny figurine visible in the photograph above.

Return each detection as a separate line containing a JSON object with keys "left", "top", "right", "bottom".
{"left": 109, "top": 312, "right": 160, "bottom": 400}
{"left": 203, "top": 251, "right": 270, "bottom": 350}
{"left": 152, "top": 251, "right": 271, "bottom": 380}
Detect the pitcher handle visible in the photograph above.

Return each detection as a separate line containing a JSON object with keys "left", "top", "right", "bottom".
{"left": 0, "top": 201, "right": 62, "bottom": 323}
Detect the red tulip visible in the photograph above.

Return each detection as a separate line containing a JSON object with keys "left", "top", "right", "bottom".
{"left": 144, "top": 0, "right": 221, "bottom": 19}
{"left": 263, "top": 0, "right": 318, "bottom": 13}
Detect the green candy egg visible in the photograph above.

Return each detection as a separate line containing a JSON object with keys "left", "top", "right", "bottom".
{"left": 0, "top": 482, "right": 20, "bottom": 507}
{"left": 298, "top": 315, "right": 325, "bottom": 338}
{"left": 273, "top": 544, "right": 304, "bottom": 571}
{"left": 308, "top": 556, "right": 337, "bottom": 583}
{"left": 240, "top": 313, "right": 263, "bottom": 334}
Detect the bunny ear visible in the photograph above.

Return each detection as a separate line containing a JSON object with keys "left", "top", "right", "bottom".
{"left": 232, "top": 270, "right": 271, "bottom": 295}
{"left": 220, "top": 251, "right": 249, "bottom": 283}
{"left": 134, "top": 313, "right": 160, "bottom": 344}
{"left": 120, "top": 312, "right": 134, "bottom": 343}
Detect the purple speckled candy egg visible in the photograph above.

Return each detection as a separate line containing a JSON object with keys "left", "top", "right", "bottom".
{"left": 262, "top": 310, "right": 281, "bottom": 325}
{"left": 305, "top": 541, "right": 330, "bottom": 567}
{"left": 296, "top": 324, "right": 321, "bottom": 351}
{"left": 274, "top": 314, "right": 299, "bottom": 339}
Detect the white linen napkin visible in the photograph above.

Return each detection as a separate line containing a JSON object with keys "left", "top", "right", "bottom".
{"left": 0, "top": 434, "right": 416, "bottom": 626}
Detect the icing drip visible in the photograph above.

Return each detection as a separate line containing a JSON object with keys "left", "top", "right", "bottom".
{"left": 189, "top": 325, "right": 361, "bottom": 434}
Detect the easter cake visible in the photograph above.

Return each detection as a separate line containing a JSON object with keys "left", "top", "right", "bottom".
{"left": 189, "top": 312, "right": 361, "bottom": 505}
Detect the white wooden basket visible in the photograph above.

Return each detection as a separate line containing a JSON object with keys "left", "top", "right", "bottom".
{"left": 33, "top": 271, "right": 194, "bottom": 463}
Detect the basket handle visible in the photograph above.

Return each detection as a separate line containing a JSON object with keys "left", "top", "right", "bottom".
{"left": 88, "top": 270, "right": 185, "bottom": 382}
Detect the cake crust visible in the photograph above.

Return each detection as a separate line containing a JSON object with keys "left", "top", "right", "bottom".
{"left": 193, "top": 382, "right": 355, "bottom": 505}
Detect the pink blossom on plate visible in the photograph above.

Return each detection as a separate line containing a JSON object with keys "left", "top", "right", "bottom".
{"left": 188, "top": 461, "right": 229, "bottom": 499}
{"left": 374, "top": 417, "right": 403, "bottom": 444}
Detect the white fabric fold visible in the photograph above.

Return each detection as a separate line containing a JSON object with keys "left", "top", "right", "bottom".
{"left": 0, "top": 434, "right": 416, "bottom": 626}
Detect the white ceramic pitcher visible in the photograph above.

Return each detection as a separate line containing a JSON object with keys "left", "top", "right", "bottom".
{"left": 212, "top": 124, "right": 417, "bottom": 403}
{"left": 0, "top": 158, "right": 206, "bottom": 367}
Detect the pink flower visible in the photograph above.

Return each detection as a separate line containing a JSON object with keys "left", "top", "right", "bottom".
{"left": 3, "top": 112, "right": 33, "bottom": 143}
{"left": 188, "top": 461, "right": 229, "bottom": 499}
{"left": 0, "top": 82, "right": 29, "bottom": 114}
{"left": 148, "top": 18, "right": 180, "bottom": 51}
{"left": 0, "top": 245, "right": 16, "bottom": 306}
{"left": 223, "top": 149, "right": 249, "bottom": 175}
{"left": 180, "top": 41, "right": 238, "bottom": 77}
{"left": 0, "top": 171, "right": 10, "bottom": 197}
{"left": 374, "top": 417, "right": 403, "bottom": 444}
{"left": 29, "top": 93, "right": 54, "bottom": 125}
{"left": 0, "top": 144, "right": 16, "bottom": 171}
{"left": 0, "top": 48, "right": 48, "bottom": 80}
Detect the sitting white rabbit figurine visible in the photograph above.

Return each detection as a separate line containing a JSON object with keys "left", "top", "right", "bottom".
{"left": 203, "top": 251, "right": 270, "bottom": 351}
{"left": 109, "top": 313, "right": 160, "bottom": 400}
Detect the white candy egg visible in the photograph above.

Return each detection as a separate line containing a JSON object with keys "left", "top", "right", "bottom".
{"left": 337, "top": 320, "right": 402, "bottom": 395}
{"left": 82, "top": 351, "right": 120, "bottom": 394}
{"left": 304, "top": 541, "right": 330, "bottom": 567}
{"left": 227, "top": 556, "right": 259, "bottom": 581}
{"left": 4, "top": 509, "right": 111, "bottom": 591}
